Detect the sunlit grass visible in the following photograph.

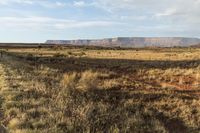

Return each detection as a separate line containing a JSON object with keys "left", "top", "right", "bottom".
{"left": 0, "top": 47, "right": 199, "bottom": 132}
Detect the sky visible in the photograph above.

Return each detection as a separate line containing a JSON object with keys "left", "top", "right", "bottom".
{"left": 0, "top": 0, "right": 199, "bottom": 43}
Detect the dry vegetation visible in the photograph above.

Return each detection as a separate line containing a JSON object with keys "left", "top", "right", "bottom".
{"left": 0, "top": 46, "right": 199, "bottom": 133}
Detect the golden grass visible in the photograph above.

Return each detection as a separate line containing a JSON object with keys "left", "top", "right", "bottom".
{"left": 0, "top": 47, "right": 199, "bottom": 132}
{"left": 61, "top": 70, "right": 100, "bottom": 92}
{"left": 7, "top": 47, "right": 200, "bottom": 60}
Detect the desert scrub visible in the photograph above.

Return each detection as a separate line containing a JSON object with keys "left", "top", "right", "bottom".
{"left": 58, "top": 70, "right": 100, "bottom": 105}
{"left": 55, "top": 71, "right": 101, "bottom": 132}
{"left": 0, "top": 47, "right": 200, "bottom": 132}
{"left": 61, "top": 70, "right": 100, "bottom": 92}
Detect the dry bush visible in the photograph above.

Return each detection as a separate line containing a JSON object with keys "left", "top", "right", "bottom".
{"left": 61, "top": 72, "right": 78, "bottom": 90}
{"left": 78, "top": 70, "right": 99, "bottom": 91}
{"left": 61, "top": 70, "right": 99, "bottom": 92}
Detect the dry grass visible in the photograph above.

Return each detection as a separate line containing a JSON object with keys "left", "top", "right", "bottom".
{"left": 6, "top": 47, "right": 200, "bottom": 60}
{"left": 0, "top": 47, "right": 199, "bottom": 132}
{"left": 61, "top": 70, "right": 99, "bottom": 91}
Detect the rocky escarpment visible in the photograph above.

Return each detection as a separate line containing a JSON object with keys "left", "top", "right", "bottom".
{"left": 46, "top": 37, "right": 200, "bottom": 48}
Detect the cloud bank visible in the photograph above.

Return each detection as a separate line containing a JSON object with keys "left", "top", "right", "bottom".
{"left": 0, "top": 0, "right": 199, "bottom": 42}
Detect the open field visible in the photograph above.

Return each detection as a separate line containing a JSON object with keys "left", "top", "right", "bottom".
{"left": 0, "top": 46, "right": 200, "bottom": 133}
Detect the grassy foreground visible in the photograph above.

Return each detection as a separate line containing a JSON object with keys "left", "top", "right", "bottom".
{"left": 0, "top": 46, "right": 200, "bottom": 133}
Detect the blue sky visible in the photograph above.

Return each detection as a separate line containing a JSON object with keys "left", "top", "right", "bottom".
{"left": 0, "top": 0, "right": 199, "bottom": 42}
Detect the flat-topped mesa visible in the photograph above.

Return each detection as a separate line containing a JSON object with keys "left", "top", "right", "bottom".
{"left": 46, "top": 37, "right": 200, "bottom": 48}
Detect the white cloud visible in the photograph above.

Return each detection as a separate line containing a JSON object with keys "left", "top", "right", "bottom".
{"left": 0, "top": 16, "right": 121, "bottom": 30}
{"left": 55, "top": 1, "right": 66, "bottom": 7}
{"left": 0, "top": 0, "right": 199, "bottom": 38}
{"left": 120, "top": 15, "right": 147, "bottom": 21}
{"left": 0, "top": 0, "right": 67, "bottom": 8}
{"left": 93, "top": 0, "right": 200, "bottom": 25}
{"left": 15, "top": 0, "right": 34, "bottom": 4}
{"left": 0, "top": 0, "right": 34, "bottom": 5}
{"left": 0, "top": 0, "right": 9, "bottom": 5}
{"left": 92, "top": 0, "right": 167, "bottom": 11}
{"left": 73, "top": 1, "right": 86, "bottom": 7}
{"left": 155, "top": 8, "right": 177, "bottom": 17}
{"left": 38, "top": 1, "right": 68, "bottom": 8}
{"left": 55, "top": 21, "right": 119, "bottom": 29}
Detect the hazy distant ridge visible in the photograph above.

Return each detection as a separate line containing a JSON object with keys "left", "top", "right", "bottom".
{"left": 46, "top": 37, "right": 200, "bottom": 47}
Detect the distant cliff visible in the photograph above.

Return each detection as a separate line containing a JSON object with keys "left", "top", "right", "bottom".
{"left": 46, "top": 37, "right": 200, "bottom": 48}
